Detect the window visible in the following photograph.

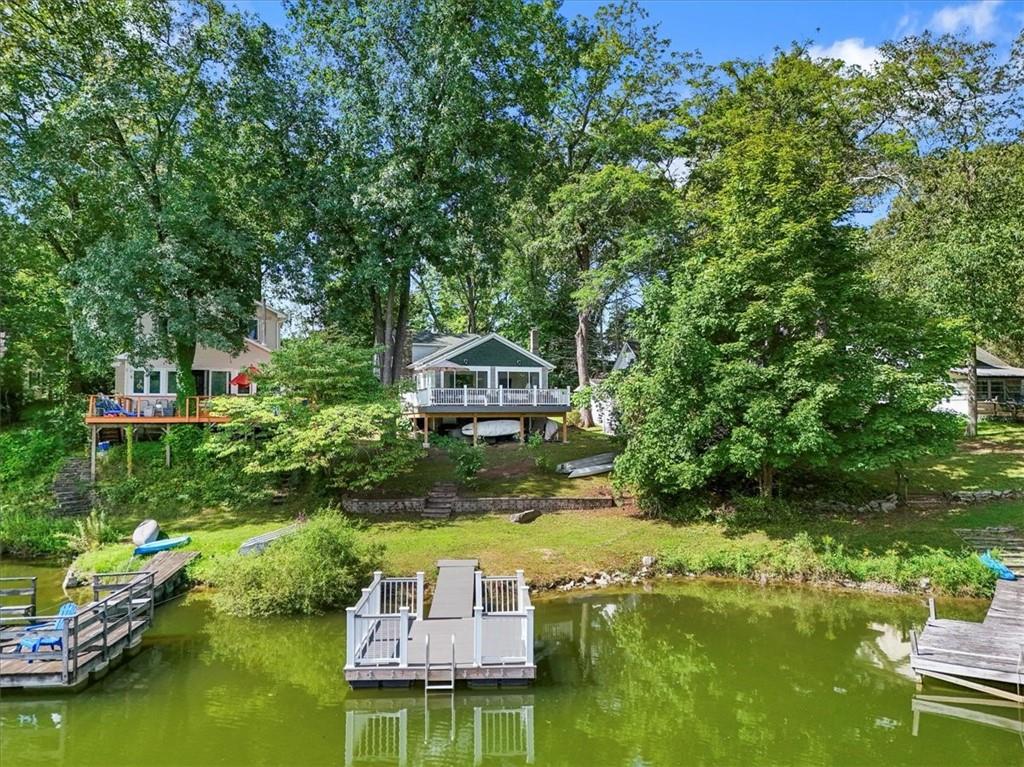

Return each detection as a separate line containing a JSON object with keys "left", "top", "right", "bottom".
{"left": 210, "top": 371, "right": 228, "bottom": 396}
{"left": 444, "top": 370, "right": 488, "bottom": 388}
{"left": 167, "top": 371, "right": 177, "bottom": 394}
{"left": 133, "top": 370, "right": 146, "bottom": 394}
{"left": 247, "top": 319, "right": 260, "bottom": 341}
{"left": 236, "top": 382, "right": 251, "bottom": 395}
{"left": 149, "top": 370, "right": 161, "bottom": 394}
{"left": 498, "top": 370, "right": 540, "bottom": 390}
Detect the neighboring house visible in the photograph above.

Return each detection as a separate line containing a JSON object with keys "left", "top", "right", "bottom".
{"left": 111, "top": 301, "right": 286, "bottom": 400}
{"left": 590, "top": 340, "right": 638, "bottom": 435}
{"left": 405, "top": 330, "right": 571, "bottom": 443}
{"left": 943, "top": 348, "right": 1024, "bottom": 416}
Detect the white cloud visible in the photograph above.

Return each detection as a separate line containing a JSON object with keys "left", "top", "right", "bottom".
{"left": 929, "top": 0, "right": 1002, "bottom": 36}
{"left": 808, "top": 38, "right": 882, "bottom": 70}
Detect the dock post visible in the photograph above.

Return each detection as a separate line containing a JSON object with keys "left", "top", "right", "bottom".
{"left": 473, "top": 605, "right": 483, "bottom": 666}
{"left": 345, "top": 607, "right": 356, "bottom": 668}
{"left": 399, "top": 606, "right": 409, "bottom": 667}
{"left": 526, "top": 604, "right": 535, "bottom": 666}
{"left": 415, "top": 572, "right": 425, "bottom": 620}
{"left": 927, "top": 597, "right": 936, "bottom": 621}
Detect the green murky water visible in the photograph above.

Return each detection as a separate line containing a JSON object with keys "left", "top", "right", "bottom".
{"left": 1, "top": 561, "right": 1020, "bottom": 766}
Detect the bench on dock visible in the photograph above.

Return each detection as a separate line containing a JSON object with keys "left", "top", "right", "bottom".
{"left": 910, "top": 579, "right": 1024, "bottom": 703}
{"left": 344, "top": 560, "right": 536, "bottom": 689}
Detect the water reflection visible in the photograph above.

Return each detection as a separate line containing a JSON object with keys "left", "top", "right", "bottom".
{"left": 344, "top": 694, "right": 535, "bottom": 766}
{"left": 912, "top": 694, "right": 1024, "bottom": 738}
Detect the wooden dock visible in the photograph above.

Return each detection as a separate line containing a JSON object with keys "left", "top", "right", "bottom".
{"left": 910, "top": 579, "right": 1024, "bottom": 703}
{"left": 345, "top": 561, "right": 535, "bottom": 689}
{"left": 0, "top": 550, "right": 198, "bottom": 691}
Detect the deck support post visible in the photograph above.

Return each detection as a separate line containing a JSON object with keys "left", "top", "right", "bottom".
{"left": 561, "top": 417, "right": 568, "bottom": 444}
{"left": 423, "top": 416, "right": 430, "bottom": 448}
{"left": 164, "top": 426, "right": 171, "bottom": 468}
{"left": 90, "top": 425, "right": 98, "bottom": 482}
{"left": 472, "top": 415, "right": 478, "bottom": 446}
{"left": 125, "top": 425, "right": 134, "bottom": 477}
{"left": 399, "top": 606, "right": 409, "bottom": 667}
{"left": 519, "top": 416, "right": 525, "bottom": 443}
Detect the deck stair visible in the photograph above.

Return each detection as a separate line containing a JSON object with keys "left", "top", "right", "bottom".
{"left": 423, "top": 483, "right": 457, "bottom": 520}
{"left": 51, "top": 458, "right": 93, "bottom": 516}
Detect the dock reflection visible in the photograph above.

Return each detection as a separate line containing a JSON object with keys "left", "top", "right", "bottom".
{"left": 344, "top": 693, "right": 535, "bottom": 766}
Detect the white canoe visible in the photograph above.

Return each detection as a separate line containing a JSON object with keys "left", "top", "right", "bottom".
{"left": 567, "top": 463, "right": 614, "bottom": 479}
{"left": 461, "top": 419, "right": 522, "bottom": 438}
{"left": 557, "top": 452, "right": 619, "bottom": 474}
{"left": 132, "top": 519, "right": 160, "bottom": 546}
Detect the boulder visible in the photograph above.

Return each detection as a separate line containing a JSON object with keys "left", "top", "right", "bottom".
{"left": 509, "top": 509, "right": 542, "bottom": 524}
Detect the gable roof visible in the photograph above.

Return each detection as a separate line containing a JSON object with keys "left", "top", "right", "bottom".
{"left": 952, "top": 348, "right": 1024, "bottom": 378}
{"left": 412, "top": 331, "right": 478, "bottom": 347}
{"left": 409, "top": 331, "right": 554, "bottom": 371}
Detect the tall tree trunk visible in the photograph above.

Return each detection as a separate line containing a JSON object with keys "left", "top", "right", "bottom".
{"left": 174, "top": 337, "right": 197, "bottom": 411}
{"left": 381, "top": 281, "right": 396, "bottom": 386}
{"left": 759, "top": 462, "right": 774, "bottom": 498}
{"left": 390, "top": 273, "right": 411, "bottom": 384}
{"left": 371, "top": 292, "right": 385, "bottom": 381}
{"left": 575, "top": 310, "right": 593, "bottom": 427}
{"left": 965, "top": 342, "right": 978, "bottom": 438}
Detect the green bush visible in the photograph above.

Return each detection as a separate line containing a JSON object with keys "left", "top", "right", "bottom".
{"left": 209, "top": 510, "right": 383, "bottom": 617}
{"left": 0, "top": 508, "right": 75, "bottom": 558}
{"left": 431, "top": 435, "right": 484, "bottom": 485}
{"left": 0, "top": 428, "right": 65, "bottom": 485}
{"left": 58, "top": 510, "right": 123, "bottom": 554}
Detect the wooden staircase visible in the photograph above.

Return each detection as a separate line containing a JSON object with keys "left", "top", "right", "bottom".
{"left": 52, "top": 458, "right": 94, "bottom": 516}
{"left": 422, "top": 483, "right": 457, "bottom": 520}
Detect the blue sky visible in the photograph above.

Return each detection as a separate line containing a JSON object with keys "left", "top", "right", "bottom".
{"left": 235, "top": 0, "right": 1024, "bottom": 64}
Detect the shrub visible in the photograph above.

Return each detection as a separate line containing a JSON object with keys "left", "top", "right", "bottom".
{"left": 432, "top": 435, "right": 484, "bottom": 485}
{"left": 209, "top": 510, "right": 383, "bottom": 617}
{"left": 0, "top": 508, "right": 75, "bottom": 558}
{"left": 0, "top": 428, "right": 64, "bottom": 485}
{"left": 59, "top": 510, "right": 122, "bottom": 554}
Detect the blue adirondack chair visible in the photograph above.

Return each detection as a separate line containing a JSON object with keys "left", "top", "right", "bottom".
{"left": 98, "top": 399, "right": 137, "bottom": 417}
{"left": 15, "top": 603, "right": 78, "bottom": 659}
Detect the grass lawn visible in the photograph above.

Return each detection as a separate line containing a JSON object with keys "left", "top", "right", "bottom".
{"left": 363, "top": 425, "right": 620, "bottom": 498}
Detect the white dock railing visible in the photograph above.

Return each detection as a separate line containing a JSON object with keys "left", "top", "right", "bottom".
{"left": 345, "top": 571, "right": 424, "bottom": 669}
{"left": 473, "top": 570, "right": 534, "bottom": 667}
{"left": 407, "top": 387, "right": 571, "bottom": 408}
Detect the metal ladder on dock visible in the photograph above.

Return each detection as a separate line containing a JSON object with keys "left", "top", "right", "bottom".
{"left": 423, "top": 634, "right": 456, "bottom": 691}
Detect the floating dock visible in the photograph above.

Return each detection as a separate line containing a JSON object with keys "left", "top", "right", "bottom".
{"left": 0, "top": 550, "right": 197, "bottom": 691}
{"left": 345, "top": 560, "right": 535, "bottom": 688}
{"left": 910, "top": 579, "right": 1024, "bottom": 703}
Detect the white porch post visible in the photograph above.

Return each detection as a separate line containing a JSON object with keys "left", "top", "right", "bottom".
{"left": 345, "top": 607, "right": 356, "bottom": 668}
{"left": 415, "top": 572, "right": 425, "bottom": 620}
{"left": 499, "top": 386, "right": 504, "bottom": 406}
{"left": 526, "top": 605, "right": 535, "bottom": 665}
{"left": 532, "top": 386, "right": 538, "bottom": 406}
{"left": 463, "top": 385, "right": 468, "bottom": 406}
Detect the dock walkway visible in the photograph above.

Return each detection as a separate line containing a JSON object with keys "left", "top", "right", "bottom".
{"left": 345, "top": 560, "right": 535, "bottom": 689}
{"left": 910, "top": 579, "right": 1024, "bottom": 703}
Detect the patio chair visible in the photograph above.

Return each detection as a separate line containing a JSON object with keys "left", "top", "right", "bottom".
{"left": 100, "top": 400, "right": 137, "bottom": 417}
{"left": 14, "top": 602, "right": 78, "bottom": 659}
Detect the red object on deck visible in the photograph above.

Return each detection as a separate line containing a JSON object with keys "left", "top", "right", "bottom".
{"left": 230, "top": 366, "right": 259, "bottom": 387}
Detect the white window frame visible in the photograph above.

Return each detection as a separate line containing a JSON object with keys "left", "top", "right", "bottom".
{"left": 442, "top": 366, "right": 490, "bottom": 389}
{"left": 495, "top": 366, "right": 543, "bottom": 390}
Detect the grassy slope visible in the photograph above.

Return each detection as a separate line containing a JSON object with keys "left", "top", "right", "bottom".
{"left": 73, "top": 422, "right": 1024, "bottom": 597}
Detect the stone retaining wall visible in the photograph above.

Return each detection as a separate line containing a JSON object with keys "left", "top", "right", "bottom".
{"left": 342, "top": 495, "right": 617, "bottom": 515}
{"left": 342, "top": 498, "right": 426, "bottom": 515}
{"left": 451, "top": 496, "right": 617, "bottom": 514}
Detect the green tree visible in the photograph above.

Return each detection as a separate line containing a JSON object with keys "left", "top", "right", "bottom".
{"left": 615, "top": 51, "right": 960, "bottom": 504}
{"left": 292, "top": 0, "right": 552, "bottom": 383}
{"left": 1, "top": 1, "right": 304, "bottom": 408}
{"left": 505, "top": 1, "right": 683, "bottom": 425}
{"left": 870, "top": 33, "right": 1024, "bottom": 437}
{"left": 204, "top": 334, "right": 420, "bottom": 491}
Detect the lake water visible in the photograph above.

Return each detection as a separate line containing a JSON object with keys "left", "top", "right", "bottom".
{"left": 1, "top": 561, "right": 1020, "bottom": 766}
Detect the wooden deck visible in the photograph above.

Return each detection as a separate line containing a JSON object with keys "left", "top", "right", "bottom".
{"left": 345, "top": 561, "right": 536, "bottom": 688}
{"left": 911, "top": 579, "right": 1024, "bottom": 702}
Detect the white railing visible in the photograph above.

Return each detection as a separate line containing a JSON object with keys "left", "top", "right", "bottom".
{"left": 473, "top": 569, "right": 535, "bottom": 667}
{"left": 345, "top": 571, "right": 424, "bottom": 669}
{"left": 417, "top": 387, "right": 571, "bottom": 408}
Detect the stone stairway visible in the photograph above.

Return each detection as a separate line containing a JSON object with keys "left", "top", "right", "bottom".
{"left": 52, "top": 458, "right": 94, "bottom": 516}
{"left": 422, "top": 483, "right": 457, "bottom": 520}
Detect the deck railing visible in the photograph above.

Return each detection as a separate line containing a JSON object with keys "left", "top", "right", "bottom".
{"left": 345, "top": 571, "right": 425, "bottom": 669}
{"left": 86, "top": 394, "right": 222, "bottom": 421}
{"left": 473, "top": 570, "right": 534, "bottom": 667}
{"left": 0, "top": 573, "right": 154, "bottom": 685}
{"left": 408, "top": 387, "right": 571, "bottom": 409}
{"left": 0, "top": 577, "right": 37, "bottom": 619}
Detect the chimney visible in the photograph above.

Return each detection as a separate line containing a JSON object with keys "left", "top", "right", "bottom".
{"left": 529, "top": 328, "right": 539, "bottom": 355}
